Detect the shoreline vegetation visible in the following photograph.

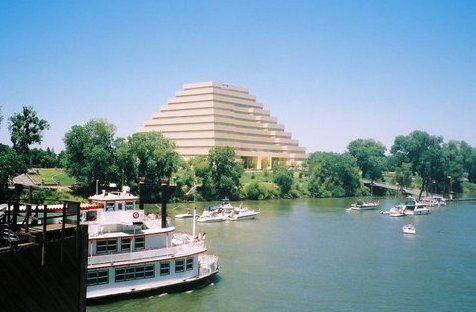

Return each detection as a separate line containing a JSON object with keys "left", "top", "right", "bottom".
{"left": 1, "top": 111, "right": 476, "bottom": 204}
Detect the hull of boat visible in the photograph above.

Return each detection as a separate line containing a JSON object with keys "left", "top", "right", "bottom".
{"left": 197, "top": 217, "right": 226, "bottom": 223}
{"left": 413, "top": 210, "right": 430, "bottom": 215}
{"left": 229, "top": 213, "right": 259, "bottom": 221}
{"left": 87, "top": 270, "right": 219, "bottom": 304}
{"left": 175, "top": 214, "right": 194, "bottom": 219}
{"left": 351, "top": 206, "right": 378, "bottom": 210}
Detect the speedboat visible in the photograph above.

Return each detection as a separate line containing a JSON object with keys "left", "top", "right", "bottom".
{"left": 175, "top": 212, "right": 195, "bottom": 219}
{"left": 227, "top": 207, "right": 259, "bottom": 221}
{"left": 412, "top": 203, "right": 431, "bottom": 215}
{"left": 350, "top": 200, "right": 379, "bottom": 210}
{"left": 389, "top": 205, "right": 405, "bottom": 217}
{"left": 402, "top": 224, "right": 416, "bottom": 234}
{"left": 197, "top": 210, "right": 227, "bottom": 223}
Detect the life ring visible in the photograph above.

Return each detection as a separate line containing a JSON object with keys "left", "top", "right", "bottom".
{"left": 133, "top": 212, "right": 139, "bottom": 219}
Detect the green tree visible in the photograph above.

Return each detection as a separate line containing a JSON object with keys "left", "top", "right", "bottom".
{"left": 0, "top": 144, "right": 27, "bottom": 198}
{"left": 273, "top": 165, "right": 294, "bottom": 197}
{"left": 204, "top": 146, "right": 243, "bottom": 200}
{"left": 114, "top": 137, "right": 136, "bottom": 186}
{"left": 128, "top": 132, "right": 180, "bottom": 184}
{"left": 391, "top": 130, "right": 445, "bottom": 197}
{"left": 8, "top": 106, "right": 50, "bottom": 157}
{"left": 347, "top": 138, "right": 386, "bottom": 181}
{"left": 63, "top": 120, "right": 117, "bottom": 193}
{"left": 30, "top": 147, "right": 59, "bottom": 168}
{"left": 394, "top": 162, "right": 413, "bottom": 187}
{"left": 307, "top": 152, "right": 361, "bottom": 198}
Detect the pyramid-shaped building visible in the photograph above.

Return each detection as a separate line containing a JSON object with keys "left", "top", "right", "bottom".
{"left": 140, "top": 82, "right": 306, "bottom": 169}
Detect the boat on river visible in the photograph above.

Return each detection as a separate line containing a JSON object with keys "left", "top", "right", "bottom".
{"left": 227, "top": 207, "right": 260, "bottom": 221}
{"left": 83, "top": 187, "right": 219, "bottom": 301}
{"left": 175, "top": 212, "right": 195, "bottom": 219}
{"left": 402, "top": 224, "right": 416, "bottom": 234}
{"left": 389, "top": 205, "right": 406, "bottom": 217}
{"left": 197, "top": 210, "right": 227, "bottom": 223}
{"left": 350, "top": 200, "right": 380, "bottom": 210}
{"left": 406, "top": 203, "right": 431, "bottom": 215}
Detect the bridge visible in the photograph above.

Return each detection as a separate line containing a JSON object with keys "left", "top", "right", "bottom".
{"left": 361, "top": 179, "right": 422, "bottom": 196}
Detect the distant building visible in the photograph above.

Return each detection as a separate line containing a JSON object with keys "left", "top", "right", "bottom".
{"left": 140, "top": 82, "right": 306, "bottom": 169}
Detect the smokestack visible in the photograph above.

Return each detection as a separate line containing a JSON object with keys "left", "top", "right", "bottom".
{"left": 161, "top": 179, "right": 169, "bottom": 228}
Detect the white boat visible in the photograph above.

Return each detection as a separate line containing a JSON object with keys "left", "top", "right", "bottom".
{"left": 350, "top": 200, "right": 379, "bottom": 210}
{"left": 227, "top": 207, "right": 260, "bottom": 221}
{"left": 411, "top": 203, "right": 431, "bottom": 215}
{"left": 175, "top": 212, "right": 195, "bottom": 219}
{"left": 389, "top": 205, "right": 406, "bottom": 217}
{"left": 402, "top": 224, "right": 416, "bottom": 234}
{"left": 84, "top": 187, "right": 219, "bottom": 301}
{"left": 197, "top": 210, "right": 227, "bottom": 223}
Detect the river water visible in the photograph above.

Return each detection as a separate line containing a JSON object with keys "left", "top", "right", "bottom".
{"left": 88, "top": 198, "right": 476, "bottom": 311}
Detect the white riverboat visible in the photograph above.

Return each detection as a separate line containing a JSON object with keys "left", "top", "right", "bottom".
{"left": 83, "top": 187, "right": 219, "bottom": 301}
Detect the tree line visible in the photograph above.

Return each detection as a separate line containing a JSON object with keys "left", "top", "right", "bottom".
{"left": 2, "top": 106, "right": 476, "bottom": 201}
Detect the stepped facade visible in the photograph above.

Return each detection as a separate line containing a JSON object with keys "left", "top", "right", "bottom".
{"left": 140, "top": 82, "right": 306, "bottom": 169}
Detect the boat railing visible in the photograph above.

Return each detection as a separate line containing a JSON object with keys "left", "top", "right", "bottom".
{"left": 88, "top": 240, "right": 206, "bottom": 265}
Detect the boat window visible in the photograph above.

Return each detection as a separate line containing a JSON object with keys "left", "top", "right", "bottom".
{"left": 106, "top": 202, "right": 115, "bottom": 211}
{"left": 96, "top": 239, "right": 117, "bottom": 253}
{"left": 175, "top": 259, "right": 185, "bottom": 273}
{"left": 186, "top": 257, "right": 193, "bottom": 271}
{"left": 87, "top": 270, "right": 109, "bottom": 286}
{"left": 121, "top": 238, "right": 131, "bottom": 251}
{"left": 117, "top": 203, "right": 123, "bottom": 211}
{"left": 125, "top": 202, "right": 134, "bottom": 210}
{"left": 135, "top": 236, "right": 145, "bottom": 250}
{"left": 115, "top": 265, "right": 155, "bottom": 282}
{"left": 160, "top": 262, "right": 170, "bottom": 276}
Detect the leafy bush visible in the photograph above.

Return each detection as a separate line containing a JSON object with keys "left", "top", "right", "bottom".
{"left": 242, "top": 182, "right": 277, "bottom": 200}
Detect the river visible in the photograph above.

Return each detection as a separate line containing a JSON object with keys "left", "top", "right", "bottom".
{"left": 88, "top": 198, "right": 476, "bottom": 311}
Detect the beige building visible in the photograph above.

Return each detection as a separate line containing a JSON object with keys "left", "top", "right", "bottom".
{"left": 140, "top": 82, "right": 306, "bottom": 169}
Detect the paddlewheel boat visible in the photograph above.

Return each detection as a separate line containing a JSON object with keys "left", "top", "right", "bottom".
{"left": 83, "top": 187, "right": 219, "bottom": 301}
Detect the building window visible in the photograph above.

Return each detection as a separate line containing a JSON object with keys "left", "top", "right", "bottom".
{"left": 121, "top": 238, "right": 131, "bottom": 251}
{"left": 96, "top": 239, "right": 117, "bottom": 253}
{"left": 115, "top": 265, "right": 155, "bottom": 282}
{"left": 125, "top": 202, "right": 134, "bottom": 210}
{"left": 135, "top": 236, "right": 145, "bottom": 250}
{"left": 160, "top": 262, "right": 170, "bottom": 276}
{"left": 87, "top": 270, "right": 109, "bottom": 286}
{"left": 186, "top": 257, "right": 193, "bottom": 271}
{"left": 106, "top": 202, "right": 115, "bottom": 211}
{"left": 175, "top": 259, "right": 185, "bottom": 273}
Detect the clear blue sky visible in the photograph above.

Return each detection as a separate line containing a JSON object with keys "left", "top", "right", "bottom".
{"left": 1, "top": 0, "right": 475, "bottom": 153}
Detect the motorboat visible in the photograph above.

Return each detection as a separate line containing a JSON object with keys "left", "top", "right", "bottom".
{"left": 84, "top": 187, "right": 219, "bottom": 301}
{"left": 402, "top": 224, "right": 416, "bottom": 234}
{"left": 227, "top": 207, "right": 260, "bottom": 221}
{"left": 175, "top": 211, "right": 195, "bottom": 219}
{"left": 197, "top": 210, "right": 227, "bottom": 223}
{"left": 350, "top": 200, "right": 379, "bottom": 210}
{"left": 413, "top": 203, "right": 431, "bottom": 215}
{"left": 389, "top": 205, "right": 406, "bottom": 217}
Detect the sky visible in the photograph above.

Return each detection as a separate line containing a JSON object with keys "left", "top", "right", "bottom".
{"left": 0, "top": 0, "right": 475, "bottom": 153}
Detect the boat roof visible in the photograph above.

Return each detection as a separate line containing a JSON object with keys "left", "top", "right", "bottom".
{"left": 89, "top": 190, "right": 139, "bottom": 202}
